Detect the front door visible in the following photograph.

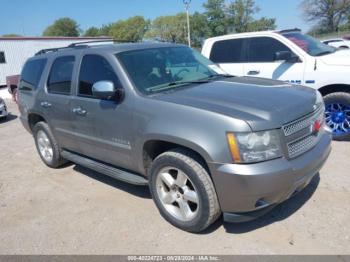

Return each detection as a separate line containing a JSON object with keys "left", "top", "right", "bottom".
{"left": 243, "top": 37, "right": 305, "bottom": 84}
{"left": 70, "top": 54, "right": 134, "bottom": 170}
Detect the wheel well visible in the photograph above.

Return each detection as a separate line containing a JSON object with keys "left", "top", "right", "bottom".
{"left": 28, "top": 113, "right": 46, "bottom": 131}
{"left": 142, "top": 140, "right": 210, "bottom": 175}
{"left": 318, "top": 84, "right": 350, "bottom": 96}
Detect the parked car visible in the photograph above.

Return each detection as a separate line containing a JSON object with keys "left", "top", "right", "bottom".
{"left": 0, "top": 97, "right": 8, "bottom": 120}
{"left": 322, "top": 38, "right": 350, "bottom": 49}
{"left": 6, "top": 74, "right": 20, "bottom": 103}
{"left": 18, "top": 42, "right": 331, "bottom": 232}
{"left": 202, "top": 29, "right": 350, "bottom": 141}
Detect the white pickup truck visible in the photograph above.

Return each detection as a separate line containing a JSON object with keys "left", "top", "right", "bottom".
{"left": 202, "top": 29, "right": 350, "bottom": 140}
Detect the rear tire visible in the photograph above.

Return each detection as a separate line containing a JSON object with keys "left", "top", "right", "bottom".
{"left": 149, "top": 148, "right": 221, "bottom": 233}
{"left": 33, "top": 122, "right": 67, "bottom": 168}
{"left": 324, "top": 92, "right": 350, "bottom": 141}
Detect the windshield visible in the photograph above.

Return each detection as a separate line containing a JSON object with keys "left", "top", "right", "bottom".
{"left": 117, "top": 46, "right": 225, "bottom": 94}
{"left": 281, "top": 32, "right": 336, "bottom": 56}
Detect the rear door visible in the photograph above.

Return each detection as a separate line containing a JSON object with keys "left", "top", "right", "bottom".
{"left": 208, "top": 38, "right": 246, "bottom": 76}
{"left": 243, "top": 37, "right": 305, "bottom": 84}
{"left": 41, "top": 53, "right": 80, "bottom": 153}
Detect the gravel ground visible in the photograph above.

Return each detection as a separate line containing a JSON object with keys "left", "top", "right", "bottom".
{"left": 0, "top": 100, "right": 349, "bottom": 255}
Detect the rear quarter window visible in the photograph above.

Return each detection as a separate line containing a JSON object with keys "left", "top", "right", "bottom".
{"left": 20, "top": 58, "right": 47, "bottom": 89}
{"left": 209, "top": 39, "right": 245, "bottom": 63}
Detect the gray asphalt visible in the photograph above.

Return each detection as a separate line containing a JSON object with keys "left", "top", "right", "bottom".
{"left": 0, "top": 100, "right": 349, "bottom": 254}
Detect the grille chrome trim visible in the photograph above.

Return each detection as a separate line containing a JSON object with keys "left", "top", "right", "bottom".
{"left": 282, "top": 107, "right": 324, "bottom": 137}
{"left": 287, "top": 133, "right": 321, "bottom": 159}
{"left": 283, "top": 106, "right": 325, "bottom": 159}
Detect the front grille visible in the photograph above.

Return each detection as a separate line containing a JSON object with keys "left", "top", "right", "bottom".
{"left": 287, "top": 134, "right": 319, "bottom": 159}
{"left": 283, "top": 106, "right": 324, "bottom": 159}
{"left": 283, "top": 107, "right": 323, "bottom": 136}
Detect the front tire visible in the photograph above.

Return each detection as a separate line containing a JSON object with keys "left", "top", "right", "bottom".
{"left": 33, "top": 122, "right": 66, "bottom": 168}
{"left": 324, "top": 92, "right": 350, "bottom": 141}
{"left": 149, "top": 148, "right": 221, "bottom": 233}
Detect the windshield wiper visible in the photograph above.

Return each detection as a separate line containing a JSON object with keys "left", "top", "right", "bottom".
{"left": 147, "top": 74, "right": 234, "bottom": 93}
{"left": 206, "top": 74, "right": 234, "bottom": 79}
{"left": 147, "top": 80, "right": 210, "bottom": 93}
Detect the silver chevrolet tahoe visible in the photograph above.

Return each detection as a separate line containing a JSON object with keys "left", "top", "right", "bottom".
{"left": 18, "top": 42, "right": 332, "bottom": 233}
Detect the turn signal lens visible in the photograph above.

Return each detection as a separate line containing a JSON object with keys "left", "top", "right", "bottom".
{"left": 226, "top": 133, "right": 241, "bottom": 163}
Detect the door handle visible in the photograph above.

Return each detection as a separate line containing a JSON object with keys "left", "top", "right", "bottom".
{"left": 247, "top": 70, "right": 260, "bottom": 76}
{"left": 40, "top": 101, "right": 52, "bottom": 108}
{"left": 72, "top": 107, "right": 87, "bottom": 116}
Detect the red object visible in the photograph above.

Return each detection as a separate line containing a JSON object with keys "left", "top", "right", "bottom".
{"left": 312, "top": 120, "right": 322, "bottom": 133}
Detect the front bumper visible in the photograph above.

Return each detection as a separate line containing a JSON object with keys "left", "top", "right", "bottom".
{"left": 208, "top": 131, "right": 332, "bottom": 222}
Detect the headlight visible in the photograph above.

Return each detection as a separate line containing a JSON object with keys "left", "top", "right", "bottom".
{"left": 315, "top": 91, "right": 324, "bottom": 107}
{"left": 227, "top": 130, "right": 282, "bottom": 163}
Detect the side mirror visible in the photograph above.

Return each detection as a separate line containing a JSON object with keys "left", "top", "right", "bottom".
{"left": 274, "top": 51, "right": 300, "bottom": 63}
{"left": 92, "top": 80, "right": 124, "bottom": 102}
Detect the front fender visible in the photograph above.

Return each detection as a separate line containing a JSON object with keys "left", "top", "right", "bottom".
{"left": 132, "top": 98, "right": 251, "bottom": 175}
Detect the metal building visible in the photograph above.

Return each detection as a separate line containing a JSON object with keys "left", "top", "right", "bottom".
{"left": 0, "top": 37, "right": 113, "bottom": 91}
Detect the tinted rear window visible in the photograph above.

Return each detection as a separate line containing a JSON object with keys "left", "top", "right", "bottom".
{"left": 47, "top": 56, "right": 75, "bottom": 95}
{"left": 21, "top": 59, "right": 47, "bottom": 87}
{"left": 209, "top": 39, "right": 245, "bottom": 63}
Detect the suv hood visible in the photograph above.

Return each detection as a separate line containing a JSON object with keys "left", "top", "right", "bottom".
{"left": 154, "top": 77, "right": 317, "bottom": 131}
{"left": 319, "top": 49, "right": 350, "bottom": 66}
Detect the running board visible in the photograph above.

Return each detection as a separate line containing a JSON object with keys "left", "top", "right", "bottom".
{"left": 61, "top": 150, "right": 148, "bottom": 186}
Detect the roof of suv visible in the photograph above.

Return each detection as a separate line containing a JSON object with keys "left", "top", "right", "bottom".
{"left": 34, "top": 42, "right": 186, "bottom": 58}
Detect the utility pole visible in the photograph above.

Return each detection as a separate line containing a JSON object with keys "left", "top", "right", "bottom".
{"left": 183, "top": 0, "right": 191, "bottom": 47}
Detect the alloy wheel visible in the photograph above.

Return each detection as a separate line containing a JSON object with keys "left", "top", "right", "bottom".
{"left": 156, "top": 167, "right": 199, "bottom": 222}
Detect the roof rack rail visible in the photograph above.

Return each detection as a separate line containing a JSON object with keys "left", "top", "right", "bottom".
{"left": 35, "top": 47, "right": 71, "bottom": 56}
{"left": 35, "top": 39, "right": 135, "bottom": 56}
{"left": 68, "top": 39, "right": 135, "bottom": 47}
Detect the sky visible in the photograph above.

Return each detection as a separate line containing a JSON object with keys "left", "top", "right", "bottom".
{"left": 0, "top": 0, "right": 308, "bottom": 36}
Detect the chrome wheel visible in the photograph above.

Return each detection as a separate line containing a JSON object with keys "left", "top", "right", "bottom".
{"left": 325, "top": 103, "right": 350, "bottom": 136}
{"left": 156, "top": 167, "right": 199, "bottom": 222}
{"left": 37, "top": 130, "right": 53, "bottom": 162}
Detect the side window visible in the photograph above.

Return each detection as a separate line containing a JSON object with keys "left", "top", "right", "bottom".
{"left": 47, "top": 56, "right": 75, "bottom": 95}
{"left": 78, "top": 54, "right": 120, "bottom": 98}
{"left": 20, "top": 59, "right": 47, "bottom": 88}
{"left": 0, "top": 52, "right": 6, "bottom": 64}
{"left": 248, "top": 37, "right": 291, "bottom": 62}
{"left": 209, "top": 39, "right": 245, "bottom": 63}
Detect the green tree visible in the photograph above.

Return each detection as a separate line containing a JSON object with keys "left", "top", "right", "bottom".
{"left": 226, "top": 0, "right": 259, "bottom": 33}
{"left": 109, "top": 16, "right": 149, "bottom": 42}
{"left": 84, "top": 27, "right": 100, "bottom": 37}
{"left": 98, "top": 24, "right": 113, "bottom": 36}
{"left": 225, "top": 0, "right": 276, "bottom": 33}
{"left": 203, "top": 0, "right": 227, "bottom": 36}
{"left": 43, "top": 17, "right": 80, "bottom": 37}
{"left": 247, "top": 17, "right": 276, "bottom": 31}
{"left": 2, "top": 34, "right": 22, "bottom": 37}
{"left": 145, "top": 13, "right": 187, "bottom": 43}
{"left": 301, "top": 0, "right": 350, "bottom": 32}
{"left": 190, "top": 12, "right": 211, "bottom": 47}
